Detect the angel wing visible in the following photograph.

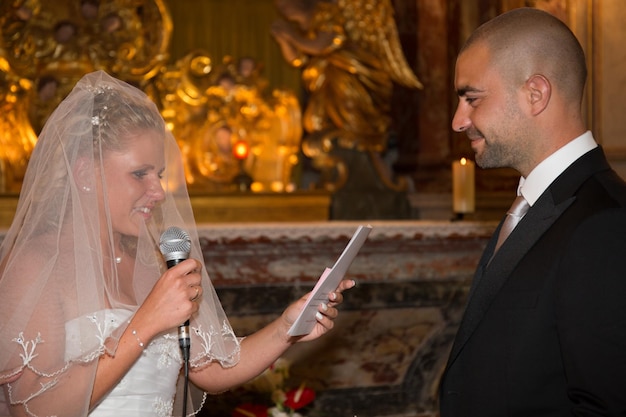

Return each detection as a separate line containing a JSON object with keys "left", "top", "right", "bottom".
{"left": 338, "top": 0, "right": 423, "bottom": 89}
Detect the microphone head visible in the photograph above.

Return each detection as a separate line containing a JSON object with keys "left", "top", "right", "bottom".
{"left": 159, "top": 226, "right": 191, "bottom": 262}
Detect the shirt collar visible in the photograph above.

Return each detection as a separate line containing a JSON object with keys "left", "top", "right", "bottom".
{"left": 518, "top": 131, "right": 597, "bottom": 205}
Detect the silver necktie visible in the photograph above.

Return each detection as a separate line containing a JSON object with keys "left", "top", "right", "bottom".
{"left": 493, "top": 195, "right": 530, "bottom": 254}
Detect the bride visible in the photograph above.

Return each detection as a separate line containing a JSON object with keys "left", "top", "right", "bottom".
{"left": 0, "top": 70, "right": 354, "bottom": 417}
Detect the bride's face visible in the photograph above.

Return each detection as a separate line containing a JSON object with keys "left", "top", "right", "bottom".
{"left": 101, "top": 130, "right": 166, "bottom": 236}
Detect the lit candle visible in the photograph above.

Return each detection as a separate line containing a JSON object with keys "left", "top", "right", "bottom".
{"left": 452, "top": 157, "right": 475, "bottom": 214}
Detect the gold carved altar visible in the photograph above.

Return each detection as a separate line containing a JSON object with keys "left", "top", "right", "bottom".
{"left": 0, "top": 191, "right": 331, "bottom": 229}
{"left": 0, "top": 0, "right": 303, "bottom": 196}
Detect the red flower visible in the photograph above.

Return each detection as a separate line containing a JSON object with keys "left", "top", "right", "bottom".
{"left": 284, "top": 384, "right": 315, "bottom": 410}
{"left": 232, "top": 403, "right": 268, "bottom": 417}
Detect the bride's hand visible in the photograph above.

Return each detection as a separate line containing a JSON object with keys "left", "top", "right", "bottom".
{"left": 132, "top": 258, "right": 203, "bottom": 338}
{"left": 282, "top": 278, "right": 356, "bottom": 343}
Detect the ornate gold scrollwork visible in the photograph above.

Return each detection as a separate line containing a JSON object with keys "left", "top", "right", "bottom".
{"left": 272, "top": 0, "right": 422, "bottom": 192}
{"left": 0, "top": 1, "right": 302, "bottom": 194}
{"left": 0, "top": 0, "right": 172, "bottom": 192}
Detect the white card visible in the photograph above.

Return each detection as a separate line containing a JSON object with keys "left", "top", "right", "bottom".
{"left": 287, "top": 225, "right": 372, "bottom": 336}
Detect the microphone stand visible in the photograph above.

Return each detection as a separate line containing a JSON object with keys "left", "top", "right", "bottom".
{"left": 179, "top": 320, "right": 191, "bottom": 417}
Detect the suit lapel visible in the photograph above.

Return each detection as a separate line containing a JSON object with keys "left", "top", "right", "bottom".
{"left": 446, "top": 193, "right": 574, "bottom": 366}
{"left": 445, "top": 147, "right": 613, "bottom": 370}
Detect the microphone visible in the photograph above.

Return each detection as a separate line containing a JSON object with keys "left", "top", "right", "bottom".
{"left": 159, "top": 226, "right": 192, "bottom": 361}
{"left": 159, "top": 226, "right": 193, "bottom": 416}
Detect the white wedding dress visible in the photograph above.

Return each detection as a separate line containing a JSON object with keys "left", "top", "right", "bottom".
{"left": 66, "top": 309, "right": 184, "bottom": 417}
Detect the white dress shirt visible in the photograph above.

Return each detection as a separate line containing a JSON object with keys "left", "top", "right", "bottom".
{"left": 518, "top": 131, "right": 598, "bottom": 205}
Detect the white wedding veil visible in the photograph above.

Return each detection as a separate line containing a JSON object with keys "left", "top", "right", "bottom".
{"left": 0, "top": 70, "right": 240, "bottom": 416}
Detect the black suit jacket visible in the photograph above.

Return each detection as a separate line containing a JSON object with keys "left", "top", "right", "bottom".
{"left": 440, "top": 147, "right": 626, "bottom": 416}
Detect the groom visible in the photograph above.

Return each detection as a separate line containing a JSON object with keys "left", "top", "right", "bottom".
{"left": 439, "top": 7, "right": 626, "bottom": 416}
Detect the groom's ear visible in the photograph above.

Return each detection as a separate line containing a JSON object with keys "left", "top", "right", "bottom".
{"left": 525, "top": 74, "right": 551, "bottom": 116}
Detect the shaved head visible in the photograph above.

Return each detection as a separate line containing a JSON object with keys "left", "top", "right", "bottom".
{"left": 461, "top": 7, "right": 587, "bottom": 105}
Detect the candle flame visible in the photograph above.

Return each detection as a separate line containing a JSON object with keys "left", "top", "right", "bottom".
{"left": 233, "top": 140, "right": 250, "bottom": 160}
{"left": 460, "top": 157, "right": 467, "bottom": 165}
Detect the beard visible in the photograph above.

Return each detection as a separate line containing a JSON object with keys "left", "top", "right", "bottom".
{"left": 469, "top": 121, "right": 524, "bottom": 171}
{"left": 466, "top": 85, "right": 529, "bottom": 170}
{"left": 474, "top": 138, "right": 513, "bottom": 169}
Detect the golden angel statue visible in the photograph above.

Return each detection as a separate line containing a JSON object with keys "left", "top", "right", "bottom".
{"left": 271, "top": 0, "right": 422, "bottom": 191}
